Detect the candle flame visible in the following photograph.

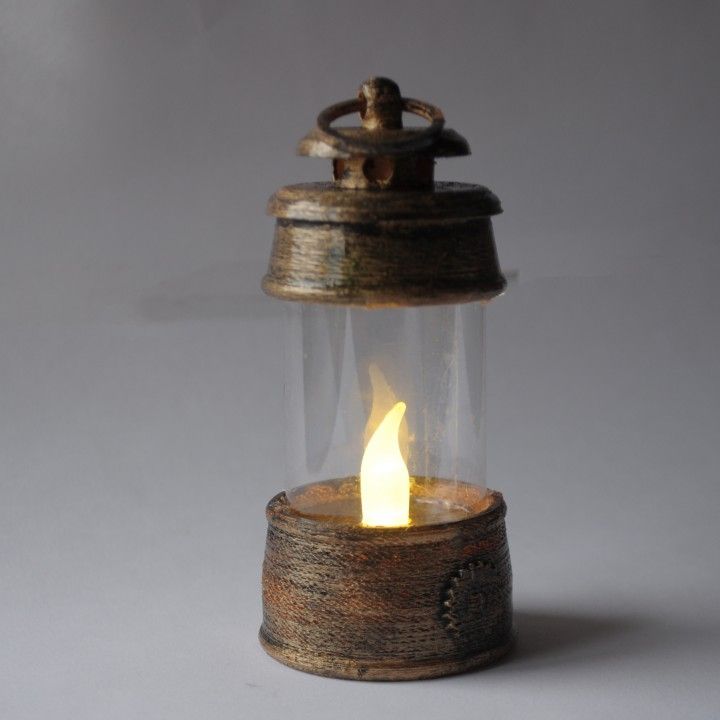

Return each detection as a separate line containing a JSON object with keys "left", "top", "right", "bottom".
{"left": 364, "top": 364, "right": 409, "bottom": 457}
{"left": 360, "top": 401, "right": 410, "bottom": 527}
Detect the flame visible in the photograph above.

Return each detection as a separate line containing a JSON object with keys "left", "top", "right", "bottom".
{"left": 363, "top": 363, "right": 409, "bottom": 458}
{"left": 360, "top": 401, "right": 410, "bottom": 527}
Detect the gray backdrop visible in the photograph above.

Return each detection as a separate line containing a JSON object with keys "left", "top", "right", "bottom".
{"left": 1, "top": 2, "right": 719, "bottom": 718}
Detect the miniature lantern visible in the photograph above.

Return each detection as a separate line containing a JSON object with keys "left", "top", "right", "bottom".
{"left": 259, "top": 78, "right": 513, "bottom": 680}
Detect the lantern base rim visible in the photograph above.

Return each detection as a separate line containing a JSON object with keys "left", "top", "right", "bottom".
{"left": 259, "top": 625, "right": 515, "bottom": 681}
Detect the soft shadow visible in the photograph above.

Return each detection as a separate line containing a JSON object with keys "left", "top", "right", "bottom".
{"left": 136, "top": 260, "right": 281, "bottom": 322}
{"left": 138, "top": 292, "right": 279, "bottom": 322}
{"left": 456, "top": 608, "right": 713, "bottom": 678}
{"left": 509, "top": 610, "right": 643, "bottom": 669}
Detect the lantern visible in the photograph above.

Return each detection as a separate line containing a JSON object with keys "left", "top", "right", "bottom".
{"left": 259, "top": 78, "right": 513, "bottom": 680}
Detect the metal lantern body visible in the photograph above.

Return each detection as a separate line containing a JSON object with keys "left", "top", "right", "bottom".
{"left": 260, "top": 79, "right": 513, "bottom": 680}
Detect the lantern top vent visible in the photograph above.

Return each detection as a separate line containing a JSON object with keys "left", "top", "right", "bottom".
{"left": 263, "top": 77, "right": 506, "bottom": 307}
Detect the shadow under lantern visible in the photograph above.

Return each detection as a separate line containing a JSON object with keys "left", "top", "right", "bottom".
{"left": 259, "top": 77, "right": 513, "bottom": 680}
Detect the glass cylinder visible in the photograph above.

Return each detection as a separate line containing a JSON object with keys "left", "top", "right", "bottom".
{"left": 282, "top": 301, "right": 488, "bottom": 527}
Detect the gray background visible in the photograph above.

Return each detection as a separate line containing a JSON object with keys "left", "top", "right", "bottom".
{"left": 1, "top": 1, "right": 719, "bottom": 718}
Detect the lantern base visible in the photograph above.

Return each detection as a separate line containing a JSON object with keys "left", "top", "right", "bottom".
{"left": 259, "top": 625, "right": 514, "bottom": 682}
{"left": 259, "top": 486, "right": 513, "bottom": 681}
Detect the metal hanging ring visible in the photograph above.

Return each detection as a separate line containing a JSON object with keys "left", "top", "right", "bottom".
{"left": 316, "top": 97, "right": 445, "bottom": 156}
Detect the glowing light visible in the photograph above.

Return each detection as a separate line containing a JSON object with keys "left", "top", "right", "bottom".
{"left": 360, "top": 401, "right": 410, "bottom": 527}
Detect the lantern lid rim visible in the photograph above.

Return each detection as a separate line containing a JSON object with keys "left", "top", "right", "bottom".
{"left": 267, "top": 181, "right": 502, "bottom": 223}
{"left": 297, "top": 127, "right": 471, "bottom": 159}
{"left": 261, "top": 276, "right": 506, "bottom": 307}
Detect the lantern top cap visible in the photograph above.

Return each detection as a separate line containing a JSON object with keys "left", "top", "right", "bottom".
{"left": 262, "top": 77, "right": 505, "bottom": 307}
{"left": 297, "top": 77, "right": 470, "bottom": 159}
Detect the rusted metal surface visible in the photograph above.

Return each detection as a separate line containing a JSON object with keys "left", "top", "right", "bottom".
{"left": 306, "top": 77, "right": 446, "bottom": 158}
{"left": 263, "top": 210, "right": 504, "bottom": 306}
{"left": 298, "top": 126, "right": 470, "bottom": 160}
{"left": 263, "top": 77, "right": 506, "bottom": 306}
{"left": 260, "top": 486, "right": 513, "bottom": 681}
{"left": 267, "top": 181, "right": 501, "bottom": 221}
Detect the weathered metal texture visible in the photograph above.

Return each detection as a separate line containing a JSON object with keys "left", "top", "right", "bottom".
{"left": 298, "top": 127, "right": 471, "bottom": 160}
{"left": 260, "top": 488, "right": 513, "bottom": 681}
{"left": 264, "top": 182, "right": 505, "bottom": 306}
{"left": 303, "top": 77, "right": 448, "bottom": 159}
{"left": 263, "top": 77, "right": 506, "bottom": 307}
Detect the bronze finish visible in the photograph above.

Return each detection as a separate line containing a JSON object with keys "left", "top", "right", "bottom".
{"left": 263, "top": 77, "right": 506, "bottom": 306}
{"left": 259, "top": 78, "right": 513, "bottom": 680}
{"left": 260, "top": 485, "right": 513, "bottom": 681}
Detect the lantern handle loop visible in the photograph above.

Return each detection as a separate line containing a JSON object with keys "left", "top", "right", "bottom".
{"left": 316, "top": 97, "right": 445, "bottom": 156}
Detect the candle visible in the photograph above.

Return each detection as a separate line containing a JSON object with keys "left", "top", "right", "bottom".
{"left": 360, "top": 401, "right": 410, "bottom": 527}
